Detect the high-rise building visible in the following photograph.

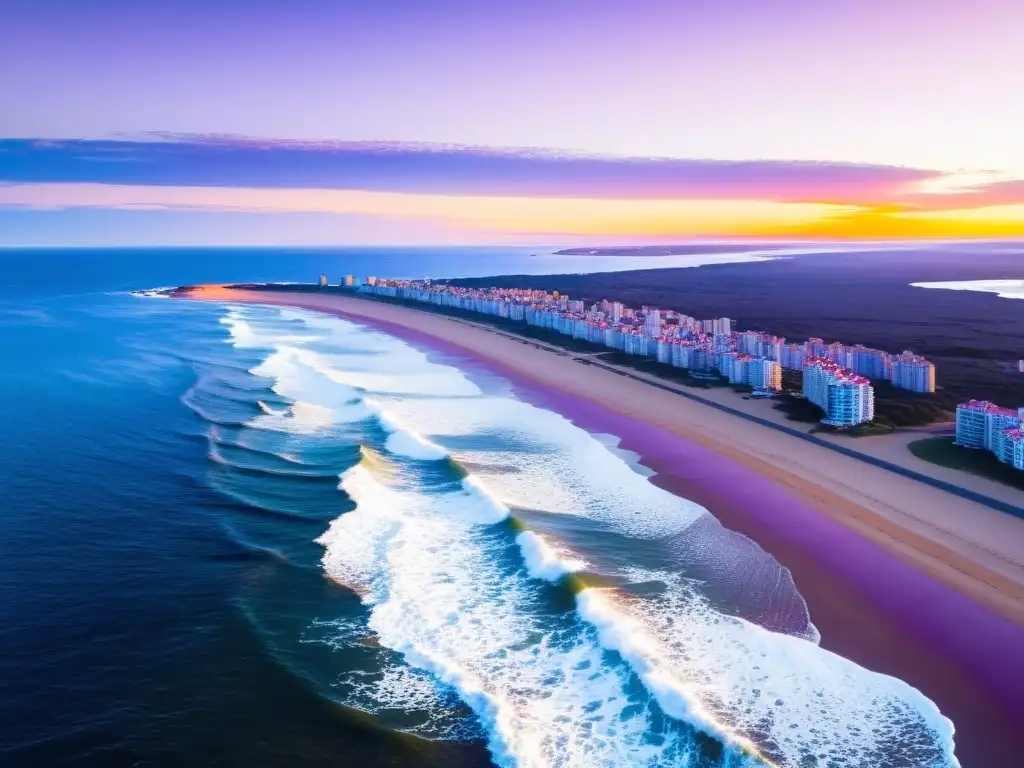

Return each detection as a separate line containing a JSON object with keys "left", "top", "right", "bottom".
{"left": 738, "top": 331, "right": 759, "bottom": 355}
{"left": 955, "top": 400, "right": 1021, "bottom": 449}
{"left": 845, "top": 345, "right": 892, "bottom": 380}
{"left": 747, "top": 358, "right": 782, "bottom": 391}
{"left": 803, "top": 357, "right": 875, "bottom": 426}
{"left": 890, "top": 351, "right": 936, "bottom": 393}
{"left": 643, "top": 309, "right": 662, "bottom": 338}
{"left": 318, "top": 273, "right": 328, "bottom": 287}
{"left": 806, "top": 337, "right": 828, "bottom": 357}
{"left": 956, "top": 401, "right": 1024, "bottom": 471}
{"left": 780, "top": 344, "right": 806, "bottom": 370}
{"left": 701, "top": 317, "right": 732, "bottom": 336}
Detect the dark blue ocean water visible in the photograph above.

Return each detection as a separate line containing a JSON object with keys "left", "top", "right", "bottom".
{"left": 0, "top": 247, "right": 961, "bottom": 768}
{"left": 0, "top": 246, "right": 701, "bottom": 768}
{"left": 0, "top": 248, "right": 524, "bottom": 767}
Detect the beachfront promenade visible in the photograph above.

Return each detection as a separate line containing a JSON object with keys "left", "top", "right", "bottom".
{"left": 357, "top": 293, "right": 1024, "bottom": 519}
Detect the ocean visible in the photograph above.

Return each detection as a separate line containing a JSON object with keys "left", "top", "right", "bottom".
{"left": 0, "top": 247, "right": 960, "bottom": 767}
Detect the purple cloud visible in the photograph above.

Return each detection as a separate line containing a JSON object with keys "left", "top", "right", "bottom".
{"left": 0, "top": 134, "right": 943, "bottom": 204}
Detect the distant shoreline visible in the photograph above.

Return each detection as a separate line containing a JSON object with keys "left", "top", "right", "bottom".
{"left": 552, "top": 244, "right": 791, "bottom": 256}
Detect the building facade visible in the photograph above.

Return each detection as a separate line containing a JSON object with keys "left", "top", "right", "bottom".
{"left": 890, "top": 351, "right": 936, "bottom": 393}
{"left": 803, "top": 357, "right": 875, "bottom": 426}
{"left": 955, "top": 400, "right": 1024, "bottom": 471}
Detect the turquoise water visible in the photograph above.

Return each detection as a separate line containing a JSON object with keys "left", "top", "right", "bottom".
{"left": 0, "top": 248, "right": 959, "bottom": 767}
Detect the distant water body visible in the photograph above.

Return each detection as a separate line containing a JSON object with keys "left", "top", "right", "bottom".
{"left": 911, "top": 278, "right": 1024, "bottom": 301}
{"left": 0, "top": 246, "right": 963, "bottom": 767}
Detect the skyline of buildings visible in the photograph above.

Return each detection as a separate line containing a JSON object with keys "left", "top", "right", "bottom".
{"left": 342, "top": 274, "right": 948, "bottom": 428}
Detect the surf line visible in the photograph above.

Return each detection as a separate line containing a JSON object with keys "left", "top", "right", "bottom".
{"left": 355, "top": 436, "right": 780, "bottom": 767}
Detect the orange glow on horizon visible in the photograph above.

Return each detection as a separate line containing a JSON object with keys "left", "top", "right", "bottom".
{"left": 0, "top": 182, "right": 1021, "bottom": 241}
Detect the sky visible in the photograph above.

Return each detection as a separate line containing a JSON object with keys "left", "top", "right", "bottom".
{"left": 1, "top": 0, "right": 1022, "bottom": 245}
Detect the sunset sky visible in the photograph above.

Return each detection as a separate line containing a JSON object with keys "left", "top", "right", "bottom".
{"left": 2, "top": 0, "right": 1022, "bottom": 245}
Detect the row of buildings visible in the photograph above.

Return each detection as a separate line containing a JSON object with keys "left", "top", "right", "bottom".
{"left": 955, "top": 401, "right": 1024, "bottom": 471}
{"left": 734, "top": 332, "right": 935, "bottom": 392}
{"left": 338, "top": 276, "right": 941, "bottom": 427}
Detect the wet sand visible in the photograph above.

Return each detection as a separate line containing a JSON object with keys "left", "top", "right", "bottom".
{"left": 182, "top": 285, "right": 1024, "bottom": 765}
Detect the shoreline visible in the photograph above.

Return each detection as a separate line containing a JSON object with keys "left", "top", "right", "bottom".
{"left": 180, "top": 284, "right": 1024, "bottom": 764}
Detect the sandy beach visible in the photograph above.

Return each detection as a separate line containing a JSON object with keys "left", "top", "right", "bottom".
{"left": 183, "top": 284, "right": 1024, "bottom": 764}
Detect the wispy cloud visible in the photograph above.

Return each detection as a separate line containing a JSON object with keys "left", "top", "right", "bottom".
{"left": 0, "top": 134, "right": 947, "bottom": 205}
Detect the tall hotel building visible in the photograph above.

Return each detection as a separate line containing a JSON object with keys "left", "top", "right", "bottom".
{"left": 643, "top": 308, "right": 663, "bottom": 338}
{"left": 747, "top": 357, "right": 782, "bottom": 391}
{"left": 719, "top": 353, "right": 782, "bottom": 391}
{"left": 704, "top": 317, "right": 732, "bottom": 336}
{"left": 955, "top": 400, "right": 1022, "bottom": 449}
{"left": 780, "top": 343, "right": 807, "bottom": 370}
{"left": 803, "top": 357, "right": 875, "bottom": 426}
{"left": 890, "top": 351, "right": 936, "bottom": 393}
{"left": 955, "top": 400, "right": 1024, "bottom": 471}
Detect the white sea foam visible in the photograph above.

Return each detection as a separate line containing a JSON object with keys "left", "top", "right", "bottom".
{"left": 579, "top": 573, "right": 959, "bottom": 768}
{"left": 370, "top": 394, "right": 704, "bottom": 538}
{"left": 516, "top": 531, "right": 586, "bottom": 582}
{"left": 374, "top": 406, "right": 451, "bottom": 460}
{"left": 220, "top": 306, "right": 314, "bottom": 349}
{"left": 321, "top": 464, "right": 690, "bottom": 767}
{"left": 577, "top": 589, "right": 751, "bottom": 751}
{"left": 221, "top": 303, "right": 962, "bottom": 767}
{"left": 130, "top": 286, "right": 175, "bottom": 299}
{"left": 304, "top": 616, "right": 479, "bottom": 741}
{"left": 247, "top": 347, "right": 371, "bottom": 432}
{"left": 911, "top": 278, "right": 1024, "bottom": 300}
{"left": 256, "top": 400, "right": 288, "bottom": 417}
{"left": 382, "top": 430, "right": 449, "bottom": 460}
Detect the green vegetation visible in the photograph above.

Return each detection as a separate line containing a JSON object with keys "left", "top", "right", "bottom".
{"left": 909, "top": 437, "right": 1024, "bottom": 490}
{"left": 774, "top": 394, "right": 897, "bottom": 437}
{"left": 780, "top": 368, "right": 804, "bottom": 394}
{"left": 820, "top": 423, "right": 897, "bottom": 438}
{"left": 772, "top": 381, "right": 950, "bottom": 431}
{"left": 773, "top": 394, "right": 823, "bottom": 423}
{"left": 600, "top": 352, "right": 727, "bottom": 387}
{"left": 870, "top": 380, "right": 953, "bottom": 427}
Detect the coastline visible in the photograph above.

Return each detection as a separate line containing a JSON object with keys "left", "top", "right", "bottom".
{"left": 180, "top": 284, "right": 1024, "bottom": 764}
